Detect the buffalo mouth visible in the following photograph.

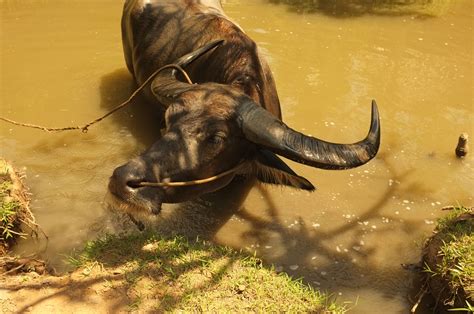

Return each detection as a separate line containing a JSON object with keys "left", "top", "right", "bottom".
{"left": 107, "top": 179, "right": 163, "bottom": 216}
{"left": 107, "top": 167, "right": 240, "bottom": 217}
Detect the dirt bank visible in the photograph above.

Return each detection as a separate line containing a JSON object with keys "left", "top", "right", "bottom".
{"left": 0, "top": 159, "right": 46, "bottom": 275}
{"left": 421, "top": 206, "right": 473, "bottom": 313}
{"left": 0, "top": 159, "right": 345, "bottom": 313}
{"left": 0, "top": 233, "right": 344, "bottom": 313}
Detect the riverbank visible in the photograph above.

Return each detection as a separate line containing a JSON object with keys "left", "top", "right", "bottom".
{"left": 420, "top": 206, "right": 473, "bottom": 313}
{"left": 1, "top": 159, "right": 30, "bottom": 255}
{"left": 0, "top": 232, "right": 345, "bottom": 313}
{"left": 0, "top": 159, "right": 45, "bottom": 275}
{"left": 2, "top": 159, "right": 472, "bottom": 313}
{"left": 0, "top": 159, "right": 344, "bottom": 313}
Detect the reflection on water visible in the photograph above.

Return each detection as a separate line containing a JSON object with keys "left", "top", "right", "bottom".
{"left": 268, "top": 0, "right": 453, "bottom": 17}
{"left": 0, "top": 0, "right": 472, "bottom": 313}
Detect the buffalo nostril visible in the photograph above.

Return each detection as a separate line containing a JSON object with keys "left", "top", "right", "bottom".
{"left": 110, "top": 162, "right": 147, "bottom": 194}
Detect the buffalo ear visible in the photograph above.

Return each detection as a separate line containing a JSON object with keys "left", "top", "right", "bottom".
{"left": 254, "top": 149, "right": 315, "bottom": 191}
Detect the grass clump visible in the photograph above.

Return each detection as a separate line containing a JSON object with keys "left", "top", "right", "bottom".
{"left": 436, "top": 208, "right": 474, "bottom": 294}
{"left": 423, "top": 206, "right": 473, "bottom": 312}
{"left": 0, "top": 182, "right": 20, "bottom": 241}
{"left": 0, "top": 159, "right": 26, "bottom": 254}
{"left": 72, "top": 232, "right": 345, "bottom": 313}
{"left": 0, "top": 159, "right": 47, "bottom": 275}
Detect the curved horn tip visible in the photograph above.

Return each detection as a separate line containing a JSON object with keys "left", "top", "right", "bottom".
{"left": 178, "top": 39, "right": 226, "bottom": 67}
{"left": 368, "top": 99, "right": 381, "bottom": 151}
{"left": 371, "top": 99, "right": 379, "bottom": 118}
{"left": 369, "top": 99, "right": 380, "bottom": 130}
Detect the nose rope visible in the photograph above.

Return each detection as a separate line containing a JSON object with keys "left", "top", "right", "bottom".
{"left": 137, "top": 162, "right": 247, "bottom": 187}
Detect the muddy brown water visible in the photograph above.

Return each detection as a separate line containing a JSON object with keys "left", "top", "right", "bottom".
{"left": 1, "top": 0, "right": 472, "bottom": 312}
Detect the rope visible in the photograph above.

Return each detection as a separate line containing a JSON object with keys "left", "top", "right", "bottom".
{"left": 1, "top": 61, "right": 247, "bottom": 188}
{"left": 0, "top": 64, "right": 192, "bottom": 133}
{"left": 137, "top": 162, "right": 248, "bottom": 187}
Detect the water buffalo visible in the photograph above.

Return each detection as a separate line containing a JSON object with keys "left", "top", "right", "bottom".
{"left": 108, "top": 0, "right": 381, "bottom": 216}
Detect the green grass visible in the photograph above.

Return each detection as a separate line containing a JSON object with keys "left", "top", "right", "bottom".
{"left": 72, "top": 232, "right": 346, "bottom": 313}
{"left": 424, "top": 206, "right": 473, "bottom": 310}
{"left": 0, "top": 166, "right": 20, "bottom": 242}
{"left": 0, "top": 199, "right": 18, "bottom": 240}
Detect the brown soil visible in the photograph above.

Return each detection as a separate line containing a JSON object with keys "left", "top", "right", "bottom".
{"left": 0, "top": 265, "right": 143, "bottom": 313}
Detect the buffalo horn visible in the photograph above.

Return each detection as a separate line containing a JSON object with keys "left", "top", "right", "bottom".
{"left": 238, "top": 100, "right": 381, "bottom": 170}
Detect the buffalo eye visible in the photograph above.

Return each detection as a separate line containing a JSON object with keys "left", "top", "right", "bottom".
{"left": 233, "top": 74, "right": 253, "bottom": 85}
{"left": 207, "top": 132, "right": 227, "bottom": 145}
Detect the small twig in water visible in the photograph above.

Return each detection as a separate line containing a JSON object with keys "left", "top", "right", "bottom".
{"left": 441, "top": 206, "right": 456, "bottom": 211}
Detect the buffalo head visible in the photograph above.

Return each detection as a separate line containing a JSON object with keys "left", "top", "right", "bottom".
{"left": 108, "top": 41, "right": 381, "bottom": 215}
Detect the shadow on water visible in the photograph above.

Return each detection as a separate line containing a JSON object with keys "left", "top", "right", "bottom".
{"left": 226, "top": 151, "right": 430, "bottom": 309}
{"left": 267, "top": 0, "right": 452, "bottom": 17}
{"left": 27, "top": 68, "right": 161, "bottom": 155}
{"left": 98, "top": 68, "right": 164, "bottom": 149}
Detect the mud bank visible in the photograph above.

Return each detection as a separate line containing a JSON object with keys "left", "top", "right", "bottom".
{"left": 420, "top": 206, "right": 473, "bottom": 313}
